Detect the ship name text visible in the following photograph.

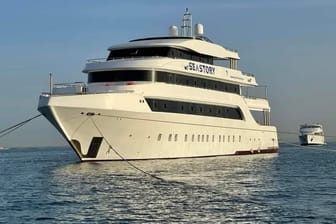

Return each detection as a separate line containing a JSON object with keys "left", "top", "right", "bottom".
{"left": 184, "top": 62, "right": 215, "bottom": 75}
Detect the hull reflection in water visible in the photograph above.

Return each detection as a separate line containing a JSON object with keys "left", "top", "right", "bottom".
{"left": 50, "top": 154, "right": 279, "bottom": 222}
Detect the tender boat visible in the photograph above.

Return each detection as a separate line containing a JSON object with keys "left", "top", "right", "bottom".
{"left": 38, "top": 9, "right": 279, "bottom": 161}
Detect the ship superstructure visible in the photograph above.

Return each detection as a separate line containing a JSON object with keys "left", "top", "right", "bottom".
{"left": 38, "top": 9, "right": 279, "bottom": 161}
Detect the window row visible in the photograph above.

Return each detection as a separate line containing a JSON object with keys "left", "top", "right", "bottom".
{"left": 107, "top": 47, "right": 214, "bottom": 64}
{"left": 88, "top": 70, "right": 152, "bottom": 83}
{"left": 146, "top": 98, "right": 244, "bottom": 120}
{"left": 156, "top": 71, "right": 239, "bottom": 94}
{"left": 88, "top": 70, "right": 240, "bottom": 95}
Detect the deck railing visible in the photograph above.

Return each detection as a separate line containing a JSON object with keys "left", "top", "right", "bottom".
{"left": 86, "top": 56, "right": 165, "bottom": 63}
{"left": 241, "top": 85, "right": 268, "bottom": 99}
{"left": 51, "top": 82, "right": 87, "bottom": 95}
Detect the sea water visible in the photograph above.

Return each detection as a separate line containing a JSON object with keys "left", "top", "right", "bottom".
{"left": 1, "top": 143, "right": 336, "bottom": 223}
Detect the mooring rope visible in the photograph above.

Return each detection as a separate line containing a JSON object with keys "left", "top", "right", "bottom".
{"left": 89, "top": 116, "right": 169, "bottom": 182}
{"left": 0, "top": 114, "right": 42, "bottom": 138}
{"left": 279, "top": 141, "right": 336, "bottom": 152}
{"left": 279, "top": 130, "right": 336, "bottom": 139}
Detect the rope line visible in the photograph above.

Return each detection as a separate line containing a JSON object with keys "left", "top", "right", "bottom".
{"left": 89, "top": 117, "right": 168, "bottom": 182}
{"left": 97, "top": 113, "right": 278, "bottom": 133}
{"left": 0, "top": 114, "right": 42, "bottom": 138}
{"left": 279, "top": 130, "right": 336, "bottom": 139}
{"left": 95, "top": 113, "right": 336, "bottom": 139}
{"left": 279, "top": 141, "right": 335, "bottom": 151}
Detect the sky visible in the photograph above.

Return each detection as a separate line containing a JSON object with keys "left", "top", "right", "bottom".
{"left": 1, "top": 0, "right": 336, "bottom": 147}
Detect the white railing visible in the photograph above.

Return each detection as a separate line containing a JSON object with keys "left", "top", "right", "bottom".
{"left": 49, "top": 82, "right": 137, "bottom": 95}
{"left": 242, "top": 72, "right": 255, "bottom": 77}
{"left": 241, "top": 85, "right": 268, "bottom": 99}
{"left": 52, "top": 82, "right": 87, "bottom": 95}
{"left": 86, "top": 58, "right": 106, "bottom": 63}
{"left": 86, "top": 56, "right": 169, "bottom": 63}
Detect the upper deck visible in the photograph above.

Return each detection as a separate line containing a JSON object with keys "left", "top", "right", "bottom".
{"left": 81, "top": 8, "right": 257, "bottom": 88}
{"left": 108, "top": 36, "right": 240, "bottom": 60}
{"left": 82, "top": 57, "right": 257, "bottom": 87}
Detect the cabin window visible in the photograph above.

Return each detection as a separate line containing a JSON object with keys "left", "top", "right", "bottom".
{"left": 145, "top": 98, "right": 244, "bottom": 120}
{"left": 155, "top": 71, "right": 240, "bottom": 94}
{"left": 88, "top": 70, "right": 152, "bottom": 83}
{"left": 107, "top": 46, "right": 214, "bottom": 64}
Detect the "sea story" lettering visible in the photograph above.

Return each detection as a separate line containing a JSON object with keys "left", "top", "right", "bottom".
{"left": 184, "top": 62, "right": 215, "bottom": 75}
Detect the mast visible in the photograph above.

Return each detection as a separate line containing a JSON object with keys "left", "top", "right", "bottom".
{"left": 181, "top": 8, "right": 192, "bottom": 37}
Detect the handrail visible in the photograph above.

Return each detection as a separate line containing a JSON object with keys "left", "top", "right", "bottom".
{"left": 242, "top": 72, "right": 254, "bottom": 77}
{"left": 53, "top": 82, "right": 86, "bottom": 87}
{"left": 86, "top": 58, "right": 106, "bottom": 63}
{"left": 86, "top": 56, "right": 166, "bottom": 63}
{"left": 241, "top": 85, "right": 268, "bottom": 99}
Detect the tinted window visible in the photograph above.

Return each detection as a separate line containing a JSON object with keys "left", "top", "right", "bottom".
{"left": 107, "top": 47, "right": 213, "bottom": 64}
{"left": 146, "top": 98, "right": 244, "bottom": 120}
{"left": 88, "top": 70, "right": 152, "bottom": 83}
{"left": 156, "top": 71, "right": 239, "bottom": 94}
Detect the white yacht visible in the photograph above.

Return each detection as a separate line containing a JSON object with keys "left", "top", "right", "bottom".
{"left": 299, "top": 124, "right": 325, "bottom": 145}
{"left": 38, "top": 9, "right": 279, "bottom": 161}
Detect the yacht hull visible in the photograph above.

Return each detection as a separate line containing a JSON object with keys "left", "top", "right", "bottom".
{"left": 38, "top": 94, "right": 278, "bottom": 161}
{"left": 299, "top": 134, "right": 325, "bottom": 146}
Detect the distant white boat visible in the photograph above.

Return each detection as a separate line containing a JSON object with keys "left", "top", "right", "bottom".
{"left": 0, "top": 146, "right": 9, "bottom": 150}
{"left": 299, "top": 124, "right": 325, "bottom": 145}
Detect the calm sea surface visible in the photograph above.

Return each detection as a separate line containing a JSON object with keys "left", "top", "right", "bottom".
{"left": 1, "top": 143, "right": 336, "bottom": 223}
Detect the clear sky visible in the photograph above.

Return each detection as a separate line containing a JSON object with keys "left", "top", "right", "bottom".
{"left": 1, "top": 0, "right": 335, "bottom": 147}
